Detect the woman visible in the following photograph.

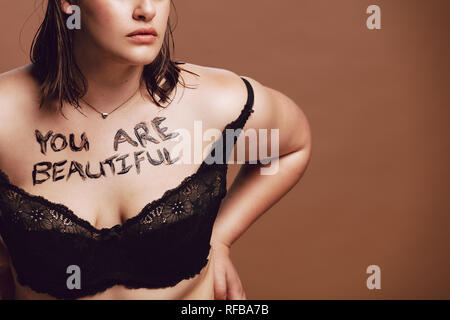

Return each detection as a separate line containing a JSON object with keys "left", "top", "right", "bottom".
{"left": 0, "top": 0, "right": 311, "bottom": 300}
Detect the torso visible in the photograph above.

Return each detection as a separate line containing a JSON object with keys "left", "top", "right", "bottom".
{"left": 0, "top": 62, "right": 248, "bottom": 299}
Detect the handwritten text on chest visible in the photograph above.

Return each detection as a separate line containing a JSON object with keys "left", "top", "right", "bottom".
{"left": 32, "top": 117, "right": 180, "bottom": 185}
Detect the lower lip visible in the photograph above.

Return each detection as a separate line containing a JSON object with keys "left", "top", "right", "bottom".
{"left": 127, "top": 34, "right": 157, "bottom": 44}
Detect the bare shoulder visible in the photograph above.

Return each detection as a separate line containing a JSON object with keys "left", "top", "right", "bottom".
{"left": 0, "top": 63, "right": 39, "bottom": 97}
{"left": 0, "top": 64, "right": 40, "bottom": 129}
{"left": 180, "top": 62, "right": 311, "bottom": 156}
{"left": 179, "top": 62, "right": 272, "bottom": 128}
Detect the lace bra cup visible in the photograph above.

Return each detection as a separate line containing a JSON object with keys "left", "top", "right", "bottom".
{"left": 0, "top": 77, "right": 255, "bottom": 299}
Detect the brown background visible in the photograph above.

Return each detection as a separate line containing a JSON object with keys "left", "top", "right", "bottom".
{"left": 1, "top": 0, "right": 449, "bottom": 299}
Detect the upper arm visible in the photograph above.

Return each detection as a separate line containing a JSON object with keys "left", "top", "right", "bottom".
{"left": 0, "top": 74, "right": 11, "bottom": 272}
{"left": 0, "top": 235, "right": 9, "bottom": 270}
{"left": 202, "top": 68, "right": 311, "bottom": 164}
{"left": 241, "top": 76, "right": 311, "bottom": 159}
{"left": 212, "top": 72, "right": 311, "bottom": 167}
{"left": 0, "top": 69, "right": 25, "bottom": 279}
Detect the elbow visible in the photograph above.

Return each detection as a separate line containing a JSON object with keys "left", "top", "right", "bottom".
{"left": 289, "top": 109, "right": 312, "bottom": 179}
{"left": 293, "top": 107, "right": 312, "bottom": 170}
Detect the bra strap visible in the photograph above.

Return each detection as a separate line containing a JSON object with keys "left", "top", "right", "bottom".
{"left": 225, "top": 77, "right": 255, "bottom": 132}
{"left": 241, "top": 77, "right": 255, "bottom": 108}
{"left": 202, "top": 76, "right": 256, "bottom": 168}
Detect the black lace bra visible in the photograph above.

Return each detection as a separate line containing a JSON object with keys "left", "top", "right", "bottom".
{"left": 0, "top": 77, "right": 255, "bottom": 299}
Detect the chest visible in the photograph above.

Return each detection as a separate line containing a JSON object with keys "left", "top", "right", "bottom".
{"left": 0, "top": 107, "right": 223, "bottom": 230}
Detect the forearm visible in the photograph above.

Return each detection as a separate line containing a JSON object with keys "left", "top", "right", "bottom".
{"left": 211, "top": 147, "right": 310, "bottom": 247}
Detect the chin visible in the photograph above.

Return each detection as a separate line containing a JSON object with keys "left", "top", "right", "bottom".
{"left": 111, "top": 51, "right": 160, "bottom": 66}
{"left": 126, "top": 47, "right": 161, "bottom": 62}
{"left": 128, "top": 56, "right": 159, "bottom": 66}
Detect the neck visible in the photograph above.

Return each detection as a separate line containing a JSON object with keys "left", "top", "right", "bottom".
{"left": 73, "top": 38, "right": 145, "bottom": 114}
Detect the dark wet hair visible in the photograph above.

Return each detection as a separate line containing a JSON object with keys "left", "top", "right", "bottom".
{"left": 29, "top": 0, "right": 198, "bottom": 117}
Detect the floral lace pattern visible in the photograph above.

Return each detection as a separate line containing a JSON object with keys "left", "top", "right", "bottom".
{"left": 0, "top": 77, "right": 255, "bottom": 299}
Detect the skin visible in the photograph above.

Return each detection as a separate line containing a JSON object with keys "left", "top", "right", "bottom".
{"left": 0, "top": 0, "right": 312, "bottom": 300}
{"left": 31, "top": 122, "right": 181, "bottom": 185}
